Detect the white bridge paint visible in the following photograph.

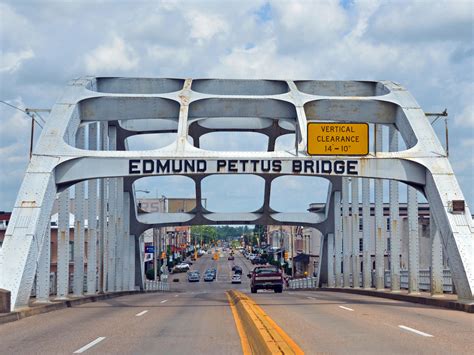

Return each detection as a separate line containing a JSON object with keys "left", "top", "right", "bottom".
{"left": 0, "top": 77, "right": 472, "bottom": 311}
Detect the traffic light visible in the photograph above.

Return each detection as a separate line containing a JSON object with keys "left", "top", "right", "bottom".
{"left": 284, "top": 251, "right": 289, "bottom": 261}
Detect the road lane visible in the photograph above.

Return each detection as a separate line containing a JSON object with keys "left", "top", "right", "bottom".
{"left": 0, "top": 249, "right": 472, "bottom": 354}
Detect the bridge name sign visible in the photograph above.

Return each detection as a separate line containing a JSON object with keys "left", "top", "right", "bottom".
{"left": 128, "top": 158, "right": 359, "bottom": 176}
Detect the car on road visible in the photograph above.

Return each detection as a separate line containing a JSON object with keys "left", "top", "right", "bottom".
{"left": 204, "top": 272, "right": 214, "bottom": 282}
{"left": 251, "top": 257, "right": 267, "bottom": 265}
{"left": 248, "top": 265, "right": 283, "bottom": 293}
{"left": 187, "top": 271, "right": 200, "bottom": 282}
{"left": 172, "top": 262, "right": 191, "bottom": 273}
{"left": 228, "top": 255, "right": 235, "bottom": 260}
{"left": 206, "top": 268, "right": 217, "bottom": 279}
{"left": 231, "top": 274, "right": 241, "bottom": 284}
{"left": 232, "top": 265, "right": 243, "bottom": 274}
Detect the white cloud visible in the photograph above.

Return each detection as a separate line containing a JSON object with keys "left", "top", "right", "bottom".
{"left": 0, "top": 49, "right": 34, "bottom": 73}
{"left": 454, "top": 104, "right": 474, "bottom": 128}
{"left": 185, "top": 10, "right": 229, "bottom": 44}
{"left": 84, "top": 36, "right": 139, "bottom": 73}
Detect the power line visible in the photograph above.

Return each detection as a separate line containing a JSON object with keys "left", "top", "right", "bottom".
{"left": 0, "top": 100, "right": 47, "bottom": 127}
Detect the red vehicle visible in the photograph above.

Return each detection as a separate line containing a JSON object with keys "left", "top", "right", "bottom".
{"left": 247, "top": 265, "right": 283, "bottom": 293}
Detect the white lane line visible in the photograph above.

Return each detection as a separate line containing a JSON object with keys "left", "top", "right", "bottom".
{"left": 398, "top": 325, "right": 434, "bottom": 337}
{"left": 135, "top": 310, "right": 148, "bottom": 317}
{"left": 73, "top": 337, "right": 106, "bottom": 353}
{"left": 288, "top": 292, "right": 295, "bottom": 295}
{"left": 160, "top": 299, "right": 168, "bottom": 303}
{"left": 339, "top": 305, "right": 354, "bottom": 312}
{"left": 307, "top": 296, "right": 316, "bottom": 300}
{"left": 174, "top": 294, "right": 179, "bottom": 297}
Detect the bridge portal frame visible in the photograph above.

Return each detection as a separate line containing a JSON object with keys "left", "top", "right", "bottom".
{"left": 0, "top": 77, "right": 472, "bottom": 311}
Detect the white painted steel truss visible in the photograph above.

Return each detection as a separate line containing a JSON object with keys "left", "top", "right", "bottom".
{"left": 0, "top": 77, "right": 472, "bottom": 311}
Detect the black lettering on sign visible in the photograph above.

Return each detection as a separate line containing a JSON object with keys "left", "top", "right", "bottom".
{"left": 272, "top": 160, "right": 282, "bottom": 172}
{"left": 347, "top": 160, "right": 358, "bottom": 175}
{"left": 157, "top": 160, "right": 170, "bottom": 173}
{"left": 129, "top": 159, "right": 140, "bottom": 174}
{"left": 321, "top": 161, "right": 332, "bottom": 174}
{"left": 197, "top": 160, "right": 207, "bottom": 172}
{"left": 228, "top": 160, "right": 238, "bottom": 172}
{"left": 292, "top": 160, "right": 302, "bottom": 173}
{"left": 217, "top": 160, "right": 226, "bottom": 171}
{"left": 143, "top": 159, "right": 154, "bottom": 173}
{"left": 334, "top": 160, "right": 345, "bottom": 174}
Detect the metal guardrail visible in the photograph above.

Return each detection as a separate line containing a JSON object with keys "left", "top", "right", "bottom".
{"left": 145, "top": 280, "right": 170, "bottom": 291}
{"left": 288, "top": 269, "right": 453, "bottom": 293}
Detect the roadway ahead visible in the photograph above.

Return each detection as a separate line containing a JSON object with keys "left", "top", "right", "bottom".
{"left": 0, "top": 251, "right": 472, "bottom": 354}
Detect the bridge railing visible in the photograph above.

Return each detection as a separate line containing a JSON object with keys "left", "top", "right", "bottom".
{"left": 144, "top": 280, "right": 170, "bottom": 292}
{"left": 288, "top": 269, "right": 454, "bottom": 293}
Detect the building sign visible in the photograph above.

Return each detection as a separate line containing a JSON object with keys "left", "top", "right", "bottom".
{"left": 128, "top": 159, "right": 359, "bottom": 176}
{"left": 307, "top": 122, "right": 369, "bottom": 156}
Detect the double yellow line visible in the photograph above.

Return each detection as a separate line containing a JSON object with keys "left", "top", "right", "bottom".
{"left": 227, "top": 290, "right": 304, "bottom": 355}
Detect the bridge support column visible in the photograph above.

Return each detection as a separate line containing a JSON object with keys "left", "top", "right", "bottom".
{"left": 408, "top": 186, "right": 420, "bottom": 294}
{"left": 129, "top": 235, "right": 136, "bottom": 291}
{"left": 114, "top": 179, "right": 124, "bottom": 291}
{"left": 374, "top": 125, "right": 385, "bottom": 290}
{"left": 342, "top": 177, "right": 351, "bottom": 288}
{"left": 351, "top": 177, "right": 360, "bottom": 288}
{"left": 362, "top": 178, "right": 372, "bottom": 289}
{"left": 334, "top": 191, "right": 343, "bottom": 288}
{"left": 389, "top": 126, "right": 401, "bottom": 292}
{"left": 35, "top": 226, "right": 51, "bottom": 302}
{"left": 87, "top": 123, "right": 98, "bottom": 295}
{"left": 107, "top": 125, "right": 117, "bottom": 292}
{"left": 122, "top": 193, "right": 131, "bottom": 290}
{"left": 98, "top": 122, "right": 108, "bottom": 293}
{"left": 430, "top": 211, "right": 444, "bottom": 296}
{"left": 73, "top": 127, "right": 85, "bottom": 296}
{"left": 56, "top": 190, "right": 70, "bottom": 300}
{"left": 327, "top": 233, "right": 335, "bottom": 288}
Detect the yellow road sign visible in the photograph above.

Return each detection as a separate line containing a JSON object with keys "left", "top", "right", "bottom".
{"left": 307, "top": 122, "right": 369, "bottom": 156}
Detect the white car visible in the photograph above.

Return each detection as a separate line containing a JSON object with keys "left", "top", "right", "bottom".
{"left": 176, "top": 262, "right": 190, "bottom": 270}
{"left": 231, "top": 274, "right": 242, "bottom": 284}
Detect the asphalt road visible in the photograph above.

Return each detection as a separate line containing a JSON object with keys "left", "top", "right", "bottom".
{"left": 0, "top": 251, "right": 472, "bottom": 354}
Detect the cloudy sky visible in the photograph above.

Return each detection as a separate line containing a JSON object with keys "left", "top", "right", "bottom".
{"left": 0, "top": 0, "right": 473, "bottom": 214}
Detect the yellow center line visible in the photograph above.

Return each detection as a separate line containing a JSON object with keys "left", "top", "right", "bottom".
{"left": 227, "top": 292, "right": 252, "bottom": 355}
{"left": 227, "top": 290, "right": 305, "bottom": 354}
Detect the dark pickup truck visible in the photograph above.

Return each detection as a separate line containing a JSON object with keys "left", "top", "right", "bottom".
{"left": 247, "top": 265, "right": 283, "bottom": 293}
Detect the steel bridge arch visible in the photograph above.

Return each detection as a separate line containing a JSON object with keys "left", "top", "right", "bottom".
{"left": 0, "top": 77, "right": 472, "bottom": 311}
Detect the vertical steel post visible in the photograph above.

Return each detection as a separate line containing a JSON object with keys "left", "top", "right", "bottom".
{"left": 107, "top": 125, "right": 117, "bottom": 292}
{"left": 351, "top": 177, "right": 360, "bottom": 288}
{"left": 334, "top": 191, "right": 343, "bottom": 288}
{"left": 98, "top": 122, "right": 108, "bottom": 293}
{"left": 375, "top": 125, "right": 385, "bottom": 290}
{"left": 362, "top": 178, "right": 371, "bottom": 288}
{"left": 342, "top": 177, "right": 351, "bottom": 287}
{"left": 73, "top": 127, "right": 85, "bottom": 296}
{"left": 389, "top": 126, "right": 400, "bottom": 291}
{"left": 327, "top": 233, "right": 335, "bottom": 288}
{"left": 122, "top": 193, "right": 131, "bottom": 290}
{"left": 56, "top": 190, "right": 70, "bottom": 299}
{"left": 114, "top": 179, "right": 124, "bottom": 291}
{"left": 87, "top": 123, "right": 98, "bottom": 295}
{"left": 36, "top": 225, "right": 51, "bottom": 302}
{"left": 129, "top": 235, "right": 136, "bottom": 291}
{"left": 430, "top": 211, "right": 444, "bottom": 296}
{"left": 407, "top": 186, "right": 420, "bottom": 294}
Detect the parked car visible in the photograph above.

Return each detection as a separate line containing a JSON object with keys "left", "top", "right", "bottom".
{"left": 231, "top": 274, "right": 242, "bottom": 284}
{"left": 187, "top": 271, "right": 200, "bottom": 282}
{"left": 248, "top": 265, "right": 283, "bottom": 293}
